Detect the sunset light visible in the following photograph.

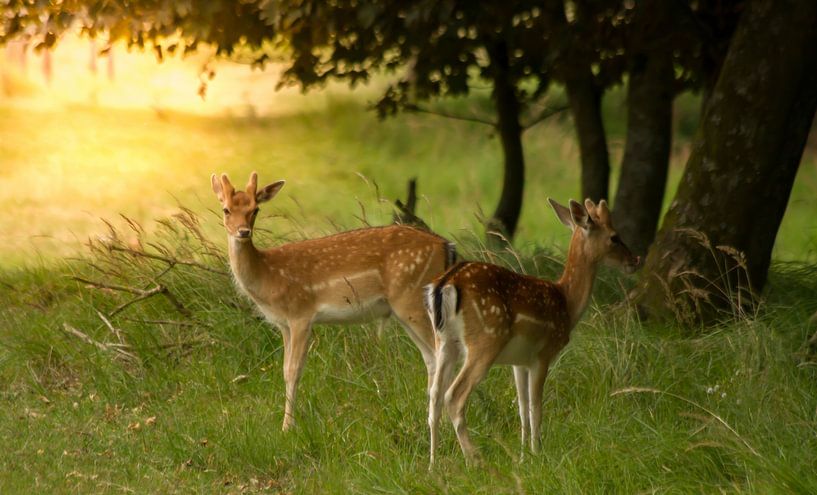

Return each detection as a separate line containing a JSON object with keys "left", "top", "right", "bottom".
{"left": 0, "top": 34, "right": 374, "bottom": 265}
{"left": 3, "top": 33, "right": 331, "bottom": 116}
{"left": 2, "top": 2, "right": 817, "bottom": 492}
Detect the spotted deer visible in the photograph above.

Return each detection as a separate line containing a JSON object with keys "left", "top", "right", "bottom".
{"left": 425, "top": 198, "right": 639, "bottom": 464}
{"left": 211, "top": 172, "right": 456, "bottom": 430}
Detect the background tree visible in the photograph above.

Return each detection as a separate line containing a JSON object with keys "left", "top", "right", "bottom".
{"left": 541, "top": 0, "right": 621, "bottom": 204}
{"left": 610, "top": 0, "right": 676, "bottom": 258}
{"left": 540, "top": 0, "right": 743, "bottom": 257}
{"left": 1, "top": 1, "right": 567, "bottom": 244}
{"left": 611, "top": 0, "right": 743, "bottom": 257}
{"left": 276, "top": 1, "right": 563, "bottom": 243}
{"left": 0, "top": 0, "right": 715, "bottom": 250}
{"left": 634, "top": 0, "right": 817, "bottom": 324}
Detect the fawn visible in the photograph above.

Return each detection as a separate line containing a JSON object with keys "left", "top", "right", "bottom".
{"left": 425, "top": 198, "right": 639, "bottom": 464}
{"left": 212, "top": 172, "right": 456, "bottom": 430}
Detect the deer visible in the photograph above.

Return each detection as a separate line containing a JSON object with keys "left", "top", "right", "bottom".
{"left": 211, "top": 172, "right": 456, "bottom": 431}
{"left": 424, "top": 198, "right": 640, "bottom": 465}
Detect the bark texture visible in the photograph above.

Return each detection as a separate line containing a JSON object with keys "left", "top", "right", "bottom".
{"left": 635, "top": 0, "right": 817, "bottom": 324}
{"left": 612, "top": 50, "right": 674, "bottom": 257}
{"left": 565, "top": 74, "right": 610, "bottom": 203}
{"left": 486, "top": 40, "right": 525, "bottom": 244}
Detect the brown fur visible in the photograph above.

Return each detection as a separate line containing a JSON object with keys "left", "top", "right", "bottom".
{"left": 213, "top": 172, "right": 455, "bottom": 431}
{"left": 426, "top": 198, "right": 639, "bottom": 464}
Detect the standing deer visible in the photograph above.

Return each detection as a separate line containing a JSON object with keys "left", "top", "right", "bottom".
{"left": 211, "top": 172, "right": 456, "bottom": 430}
{"left": 425, "top": 198, "right": 639, "bottom": 464}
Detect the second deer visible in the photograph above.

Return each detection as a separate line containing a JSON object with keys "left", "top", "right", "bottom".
{"left": 425, "top": 198, "right": 639, "bottom": 464}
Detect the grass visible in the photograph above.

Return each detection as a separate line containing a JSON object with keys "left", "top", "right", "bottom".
{"left": 2, "top": 55, "right": 817, "bottom": 492}
{"left": 2, "top": 243, "right": 817, "bottom": 493}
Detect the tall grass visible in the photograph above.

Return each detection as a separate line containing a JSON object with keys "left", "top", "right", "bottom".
{"left": 1, "top": 206, "right": 816, "bottom": 493}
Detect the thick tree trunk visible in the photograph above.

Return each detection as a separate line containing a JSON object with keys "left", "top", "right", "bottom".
{"left": 486, "top": 40, "right": 525, "bottom": 244}
{"left": 635, "top": 0, "right": 817, "bottom": 325}
{"left": 699, "top": 57, "right": 723, "bottom": 121}
{"left": 565, "top": 74, "right": 610, "bottom": 202}
{"left": 612, "top": 50, "right": 674, "bottom": 257}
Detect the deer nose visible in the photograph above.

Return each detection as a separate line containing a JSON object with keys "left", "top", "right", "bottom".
{"left": 237, "top": 228, "right": 252, "bottom": 238}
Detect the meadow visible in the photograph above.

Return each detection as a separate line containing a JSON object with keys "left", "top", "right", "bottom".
{"left": 2, "top": 51, "right": 817, "bottom": 493}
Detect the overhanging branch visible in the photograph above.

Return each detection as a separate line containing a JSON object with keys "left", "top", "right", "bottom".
{"left": 522, "top": 104, "right": 569, "bottom": 132}
{"left": 404, "top": 104, "right": 497, "bottom": 127}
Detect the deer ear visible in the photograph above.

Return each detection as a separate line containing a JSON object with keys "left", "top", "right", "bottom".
{"left": 548, "top": 198, "right": 574, "bottom": 229}
{"left": 211, "top": 174, "right": 224, "bottom": 201}
{"left": 570, "top": 199, "right": 593, "bottom": 231}
{"left": 256, "top": 180, "right": 285, "bottom": 204}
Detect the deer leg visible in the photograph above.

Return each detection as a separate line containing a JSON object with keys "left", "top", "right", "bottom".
{"left": 278, "top": 324, "right": 292, "bottom": 430}
{"left": 390, "top": 297, "right": 437, "bottom": 392}
{"left": 375, "top": 317, "right": 388, "bottom": 340}
{"left": 428, "top": 337, "right": 460, "bottom": 467}
{"left": 513, "top": 365, "right": 531, "bottom": 458}
{"left": 281, "top": 319, "right": 312, "bottom": 431}
{"left": 528, "top": 358, "right": 550, "bottom": 453}
{"left": 445, "top": 349, "right": 498, "bottom": 463}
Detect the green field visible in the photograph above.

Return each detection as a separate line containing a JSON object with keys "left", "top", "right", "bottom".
{"left": 2, "top": 79, "right": 817, "bottom": 493}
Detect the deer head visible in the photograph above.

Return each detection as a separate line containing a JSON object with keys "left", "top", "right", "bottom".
{"left": 549, "top": 198, "right": 640, "bottom": 273}
{"left": 211, "top": 172, "right": 285, "bottom": 240}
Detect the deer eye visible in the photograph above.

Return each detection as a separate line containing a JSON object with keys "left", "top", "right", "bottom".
{"left": 611, "top": 235, "right": 621, "bottom": 244}
{"left": 222, "top": 208, "right": 230, "bottom": 215}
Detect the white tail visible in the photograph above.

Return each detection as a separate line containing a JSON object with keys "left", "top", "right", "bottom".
{"left": 212, "top": 172, "right": 456, "bottom": 430}
{"left": 426, "top": 198, "right": 639, "bottom": 465}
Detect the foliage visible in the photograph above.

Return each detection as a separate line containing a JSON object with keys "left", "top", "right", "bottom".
{"left": 0, "top": 0, "right": 741, "bottom": 96}
{"left": 1, "top": 0, "right": 747, "bottom": 245}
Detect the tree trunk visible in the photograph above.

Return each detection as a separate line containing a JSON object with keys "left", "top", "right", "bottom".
{"left": 612, "top": 50, "right": 674, "bottom": 257}
{"left": 635, "top": 0, "right": 817, "bottom": 325}
{"left": 540, "top": 0, "right": 610, "bottom": 203}
{"left": 486, "top": 40, "right": 525, "bottom": 245}
{"left": 565, "top": 73, "right": 610, "bottom": 202}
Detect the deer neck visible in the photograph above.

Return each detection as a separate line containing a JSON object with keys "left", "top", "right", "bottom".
{"left": 557, "top": 229, "right": 599, "bottom": 329}
{"left": 227, "top": 236, "right": 268, "bottom": 295}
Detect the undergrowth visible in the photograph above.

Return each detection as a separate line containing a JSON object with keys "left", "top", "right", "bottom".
{"left": 1, "top": 210, "right": 816, "bottom": 494}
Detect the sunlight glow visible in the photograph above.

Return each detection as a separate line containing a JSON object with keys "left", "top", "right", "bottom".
{"left": 0, "top": 32, "right": 347, "bottom": 117}
{"left": 0, "top": 33, "right": 382, "bottom": 266}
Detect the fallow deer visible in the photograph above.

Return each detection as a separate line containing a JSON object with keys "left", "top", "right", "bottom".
{"left": 425, "top": 198, "right": 639, "bottom": 464}
{"left": 211, "top": 172, "right": 456, "bottom": 430}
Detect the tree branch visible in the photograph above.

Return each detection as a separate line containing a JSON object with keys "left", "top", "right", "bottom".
{"left": 72, "top": 277, "right": 143, "bottom": 295}
{"left": 522, "top": 104, "right": 569, "bottom": 131}
{"left": 73, "top": 277, "right": 191, "bottom": 318}
{"left": 61, "top": 323, "right": 140, "bottom": 363}
{"left": 120, "top": 318, "right": 200, "bottom": 328}
{"left": 106, "top": 245, "right": 228, "bottom": 276}
{"left": 404, "top": 104, "right": 497, "bottom": 127}
{"left": 96, "top": 310, "right": 124, "bottom": 344}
